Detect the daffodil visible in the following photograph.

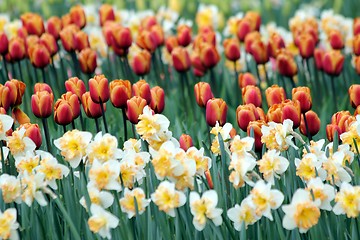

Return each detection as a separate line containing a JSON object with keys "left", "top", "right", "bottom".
{"left": 88, "top": 159, "right": 121, "bottom": 192}
{"left": 295, "top": 153, "right": 326, "bottom": 182}
{"left": 54, "top": 130, "right": 92, "bottom": 168}
{"left": 189, "top": 190, "right": 223, "bottom": 231}
{"left": 282, "top": 188, "right": 321, "bottom": 233}
{"left": 306, "top": 177, "right": 335, "bottom": 211}
{"left": 6, "top": 127, "right": 36, "bottom": 161}
{"left": 151, "top": 180, "right": 186, "bottom": 217}
{"left": 322, "top": 151, "right": 352, "bottom": 186}
{"left": 302, "top": 139, "right": 327, "bottom": 162}
{"left": 0, "top": 208, "right": 20, "bottom": 240}
{"left": 88, "top": 204, "right": 119, "bottom": 239}
{"left": 120, "top": 187, "right": 150, "bottom": 218}
{"left": 0, "top": 174, "right": 21, "bottom": 204}
{"left": 340, "top": 117, "right": 360, "bottom": 153}
{"left": 15, "top": 151, "right": 39, "bottom": 176}
{"left": 261, "top": 120, "right": 298, "bottom": 151}
{"left": 123, "top": 138, "right": 141, "bottom": 153}
{"left": 195, "top": 4, "right": 220, "bottom": 30}
{"left": 257, "top": 149, "right": 289, "bottom": 185}
{"left": 0, "top": 114, "right": 13, "bottom": 141}
{"left": 119, "top": 157, "right": 144, "bottom": 189}
{"left": 80, "top": 186, "right": 114, "bottom": 211}
{"left": 333, "top": 182, "right": 360, "bottom": 218}
{"left": 227, "top": 196, "right": 260, "bottom": 231}
{"left": 86, "top": 132, "right": 123, "bottom": 164}
{"left": 210, "top": 122, "right": 233, "bottom": 155}
{"left": 0, "top": 146, "right": 9, "bottom": 171}
{"left": 186, "top": 146, "right": 211, "bottom": 176}
{"left": 230, "top": 136, "right": 255, "bottom": 155}
{"left": 20, "top": 172, "right": 48, "bottom": 207}
{"left": 229, "top": 151, "right": 257, "bottom": 188}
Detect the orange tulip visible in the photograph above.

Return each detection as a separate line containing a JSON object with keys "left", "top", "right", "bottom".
{"left": 46, "top": 16, "right": 62, "bottom": 40}
{"left": 267, "top": 103, "right": 283, "bottom": 123}
{"left": 149, "top": 86, "right": 165, "bottom": 114}
{"left": 59, "top": 24, "right": 79, "bottom": 52}
{"left": 236, "top": 18, "right": 252, "bottom": 42}
{"left": 179, "top": 134, "right": 193, "bottom": 151}
{"left": 194, "top": 82, "right": 214, "bottom": 108}
{"left": 31, "top": 91, "right": 54, "bottom": 118}
{"left": 109, "top": 80, "right": 132, "bottom": 109}
{"left": 265, "top": 84, "right": 286, "bottom": 107}
{"left": 223, "top": 38, "right": 241, "bottom": 62}
{"left": 73, "top": 31, "right": 89, "bottom": 51}
{"left": 61, "top": 14, "right": 72, "bottom": 27}
{"left": 54, "top": 99, "right": 74, "bottom": 125}
{"left": 22, "top": 123, "right": 42, "bottom": 149}
{"left": 247, "top": 120, "right": 266, "bottom": 152}
{"left": 191, "top": 51, "right": 207, "bottom": 77}
{"left": 322, "top": 50, "right": 344, "bottom": 76}
{"left": 81, "top": 92, "right": 105, "bottom": 119}
{"left": 236, "top": 103, "right": 260, "bottom": 131}
{"left": 353, "top": 35, "right": 360, "bottom": 56}
{"left": 300, "top": 110, "right": 320, "bottom": 137}
{"left": 244, "top": 11, "right": 261, "bottom": 31}
{"left": 126, "top": 96, "right": 147, "bottom": 124}
{"left": 242, "top": 85, "right": 262, "bottom": 107}
{"left": 165, "top": 36, "right": 178, "bottom": 53}
{"left": 0, "top": 33, "right": 8, "bottom": 55}
{"left": 99, "top": 4, "right": 115, "bottom": 26}
{"left": 250, "top": 40, "right": 269, "bottom": 64}
{"left": 150, "top": 25, "right": 164, "bottom": 47}
{"left": 9, "top": 37, "right": 26, "bottom": 61}
{"left": 132, "top": 80, "right": 151, "bottom": 105}
{"left": 4, "top": 79, "right": 26, "bottom": 108}
{"left": 354, "top": 18, "right": 360, "bottom": 36}
{"left": 355, "top": 56, "right": 360, "bottom": 75}
{"left": 326, "top": 124, "right": 340, "bottom": 142}
{"left": 348, "top": 84, "right": 360, "bottom": 108}
{"left": 110, "top": 25, "right": 132, "bottom": 51}
{"left": 292, "top": 86, "right": 312, "bottom": 113}
{"left": 131, "top": 50, "right": 151, "bottom": 76}
{"left": 171, "top": 46, "right": 191, "bottom": 72}
{"left": 20, "top": 13, "right": 45, "bottom": 36}
{"left": 267, "top": 32, "right": 285, "bottom": 58}
{"left": 40, "top": 33, "right": 58, "bottom": 56}
{"left": 282, "top": 100, "right": 301, "bottom": 128}
{"left": 314, "top": 48, "right": 325, "bottom": 71}
{"left": 244, "top": 31, "right": 261, "bottom": 53}
{"left": 296, "top": 33, "right": 315, "bottom": 59}
{"left": 177, "top": 25, "right": 192, "bottom": 47}
{"left": 34, "top": 83, "right": 52, "bottom": 95}
{"left": 29, "top": 43, "right": 51, "bottom": 69}
{"left": 61, "top": 92, "right": 81, "bottom": 119}
{"left": 140, "top": 16, "right": 157, "bottom": 31}
{"left": 328, "top": 30, "right": 344, "bottom": 50}
{"left": 199, "top": 42, "right": 220, "bottom": 68}
{"left": 89, "top": 75, "right": 110, "bottom": 103}
{"left": 136, "top": 30, "right": 157, "bottom": 53}
{"left": 276, "top": 49, "right": 298, "bottom": 77}
{"left": 70, "top": 5, "right": 86, "bottom": 29}
{"left": 65, "top": 77, "right": 86, "bottom": 100}
{"left": 205, "top": 98, "right": 228, "bottom": 127}
{"left": 238, "top": 73, "right": 257, "bottom": 88}
{"left": 78, "top": 48, "right": 97, "bottom": 74}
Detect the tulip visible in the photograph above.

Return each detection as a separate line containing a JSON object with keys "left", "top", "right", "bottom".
{"left": 191, "top": 51, "right": 207, "bottom": 77}
{"left": 314, "top": 48, "right": 325, "bottom": 71}
{"left": 223, "top": 38, "right": 241, "bottom": 62}
{"left": 276, "top": 49, "right": 298, "bottom": 77}
{"left": 132, "top": 80, "right": 151, "bottom": 105}
{"left": 326, "top": 124, "right": 341, "bottom": 142}
{"left": 236, "top": 18, "right": 252, "bottom": 42}
{"left": 99, "top": 4, "right": 115, "bottom": 26}
{"left": 205, "top": 98, "right": 228, "bottom": 127}
{"left": 247, "top": 120, "right": 265, "bottom": 152}
{"left": 195, "top": 28, "right": 216, "bottom": 47}
{"left": 34, "top": 83, "right": 52, "bottom": 94}
{"left": 70, "top": 5, "right": 86, "bottom": 29}
{"left": 20, "top": 13, "right": 45, "bottom": 36}
{"left": 9, "top": 37, "right": 26, "bottom": 61}
{"left": 110, "top": 25, "right": 132, "bottom": 51}
{"left": 25, "top": 35, "right": 40, "bottom": 58}
{"left": 354, "top": 105, "right": 360, "bottom": 116}
{"left": 4, "top": 79, "right": 26, "bottom": 108}
{"left": 74, "top": 30, "right": 89, "bottom": 51}
{"left": 179, "top": 134, "right": 193, "bottom": 151}
{"left": 331, "top": 111, "right": 355, "bottom": 134}
{"left": 89, "top": 75, "right": 110, "bottom": 103}
{"left": 292, "top": 87, "right": 312, "bottom": 113}
{"left": 78, "top": 48, "right": 97, "bottom": 74}
{"left": 140, "top": 16, "right": 157, "bottom": 31}
{"left": 171, "top": 46, "right": 191, "bottom": 72}
{"left": 266, "top": 103, "right": 283, "bottom": 123}
{"left": 46, "top": 16, "right": 62, "bottom": 40}
{"left": 81, "top": 92, "right": 105, "bottom": 119}
{"left": 300, "top": 110, "right": 320, "bottom": 137}
{"left": 22, "top": 123, "right": 42, "bottom": 149}
{"left": 65, "top": 77, "right": 86, "bottom": 100}
{"left": 282, "top": 100, "right": 301, "bottom": 128}
{"left": 267, "top": 32, "right": 285, "bottom": 58}
{"left": 265, "top": 85, "right": 286, "bottom": 107}
{"left": 109, "top": 80, "right": 132, "bottom": 109}
{"left": 40, "top": 33, "right": 58, "bottom": 56}
{"left": 59, "top": 25, "right": 79, "bottom": 52}
{"left": 61, "top": 92, "right": 81, "bottom": 119}
{"left": 242, "top": 85, "right": 262, "bottom": 107}
{"left": 199, "top": 42, "right": 220, "bottom": 69}
{"left": 12, "top": 107, "right": 30, "bottom": 125}
{"left": 29, "top": 43, "right": 51, "bottom": 69}
{"left": 0, "top": 33, "right": 9, "bottom": 55}
{"left": 194, "top": 82, "right": 214, "bottom": 108}
{"left": 355, "top": 56, "right": 360, "bottom": 75}
{"left": 149, "top": 86, "right": 165, "bottom": 113}
{"left": 136, "top": 30, "right": 157, "bottom": 53}
{"left": 131, "top": 50, "right": 151, "bottom": 76}
{"left": 250, "top": 40, "right": 269, "bottom": 65}
{"left": 54, "top": 99, "right": 74, "bottom": 126}
{"left": 31, "top": 91, "right": 53, "bottom": 118}
{"left": 354, "top": 18, "right": 360, "bottom": 36}
{"left": 244, "top": 11, "right": 261, "bottom": 31}
{"left": 329, "top": 30, "right": 344, "bottom": 50}
{"left": 165, "top": 36, "right": 178, "bottom": 53}
{"left": 244, "top": 31, "right": 261, "bottom": 53}
{"left": 177, "top": 25, "right": 192, "bottom": 47}
{"left": 61, "top": 14, "right": 72, "bottom": 27}
{"left": 236, "top": 104, "right": 260, "bottom": 131}
{"left": 238, "top": 73, "right": 257, "bottom": 88}
{"left": 126, "top": 96, "right": 147, "bottom": 124}
{"left": 150, "top": 25, "right": 164, "bottom": 47}
{"left": 322, "top": 50, "right": 344, "bottom": 76}
{"left": 353, "top": 35, "right": 360, "bottom": 56}
{"left": 102, "top": 21, "right": 117, "bottom": 46}
{"left": 296, "top": 33, "right": 315, "bottom": 59}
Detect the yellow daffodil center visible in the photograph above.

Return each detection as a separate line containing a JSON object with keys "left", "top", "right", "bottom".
{"left": 336, "top": 191, "right": 359, "bottom": 218}
{"left": 192, "top": 199, "right": 208, "bottom": 225}
{"left": 7, "top": 134, "right": 25, "bottom": 155}
{"left": 296, "top": 157, "right": 315, "bottom": 181}
{"left": 88, "top": 217, "right": 106, "bottom": 233}
{"left": 0, "top": 212, "right": 13, "bottom": 239}
{"left": 294, "top": 202, "right": 320, "bottom": 230}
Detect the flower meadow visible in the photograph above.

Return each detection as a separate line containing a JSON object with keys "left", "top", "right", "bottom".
{"left": 1, "top": 2, "right": 360, "bottom": 240}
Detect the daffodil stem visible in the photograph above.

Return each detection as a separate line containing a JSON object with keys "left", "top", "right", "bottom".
{"left": 42, "top": 118, "right": 52, "bottom": 153}
{"left": 0, "top": 141, "right": 6, "bottom": 174}
{"left": 330, "top": 75, "right": 337, "bottom": 112}
{"left": 99, "top": 100, "right": 108, "bottom": 133}
{"left": 41, "top": 67, "right": 47, "bottom": 84}
{"left": 122, "top": 108, "right": 128, "bottom": 141}
{"left": 303, "top": 112, "right": 312, "bottom": 142}
{"left": 94, "top": 117, "right": 100, "bottom": 133}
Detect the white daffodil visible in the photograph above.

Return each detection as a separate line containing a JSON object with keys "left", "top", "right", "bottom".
{"left": 0, "top": 208, "right": 20, "bottom": 240}
{"left": 80, "top": 186, "right": 114, "bottom": 211}
{"left": 119, "top": 157, "right": 145, "bottom": 189}
{"left": 0, "top": 146, "right": 10, "bottom": 171}
{"left": 333, "top": 182, "right": 360, "bottom": 218}
{"left": 186, "top": 146, "right": 212, "bottom": 176}
{"left": 295, "top": 152, "right": 326, "bottom": 182}
{"left": 54, "top": 130, "right": 92, "bottom": 168}
{"left": 210, "top": 122, "right": 233, "bottom": 156}
{"left": 229, "top": 151, "right": 257, "bottom": 188}
{"left": 282, "top": 188, "right": 321, "bottom": 233}
{"left": 6, "top": 127, "right": 36, "bottom": 161}
{"left": 261, "top": 119, "right": 298, "bottom": 151}
{"left": 15, "top": 151, "right": 39, "bottom": 176}
{"left": 227, "top": 196, "right": 260, "bottom": 231}
{"left": 88, "top": 159, "right": 121, "bottom": 192}
{"left": 303, "top": 139, "right": 327, "bottom": 162}
{"left": 0, "top": 114, "right": 13, "bottom": 140}
{"left": 151, "top": 180, "right": 186, "bottom": 217}
{"left": 86, "top": 132, "right": 123, "bottom": 164}
{"left": 88, "top": 204, "right": 119, "bottom": 239}
{"left": 250, "top": 180, "right": 284, "bottom": 220}
{"left": 120, "top": 187, "right": 150, "bottom": 219}
{"left": 306, "top": 177, "right": 335, "bottom": 211}
{"left": 322, "top": 151, "right": 352, "bottom": 186}
{"left": 0, "top": 174, "right": 21, "bottom": 204}
{"left": 189, "top": 190, "right": 223, "bottom": 231}
{"left": 123, "top": 138, "right": 142, "bottom": 152}
{"left": 20, "top": 172, "right": 48, "bottom": 207}
{"left": 257, "top": 149, "right": 289, "bottom": 185}
{"left": 230, "top": 135, "right": 255, "bottom": 155}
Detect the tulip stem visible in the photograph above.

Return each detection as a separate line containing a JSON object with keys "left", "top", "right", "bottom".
{"left": 11, "top": 63, "right": 16, "bottom": 78}
{"left": 42, "top": 118, "right": 52, "bottom": 153}
{"left": 234, "top": 61, "right": 240, "bottom": 106}
{"left": 290, "top": 76, "right": 296, "bottom": 89}
{"left": 70, "top": 51, "right": 80, "bottom": 77}
{"left": 99, "top": 100, "right": 108, "bottom": 133}
{"left": 17, "top": 61, "right": 23, "bottom": 81}
{"left": 2, "top": 58, "right": 9, "bottom": 79}
{"left": 63, "top": 125, "right": 67, "bottom": 134}
{"left": 263, "top": 64, "right": 270, "bottom": 86}
{"left": 79, "top": 105, "right": 85, "bottom": 131}
{"left": 71, "top": 121, "right": 76, "bottom": 130}
{"left": 330, "top": 75, "right": 337, "bottom": 112}
{"left": 94, "top": 118, "right": 100, "bottom": 133}
{"left": 302, "top": 112, "right": 312, "bottom": 142}
{"left": 122, "top": 108, "right": 128, "bottom": 141}
{"left": 41, "top": 67, "right": 47, "bottom": 84}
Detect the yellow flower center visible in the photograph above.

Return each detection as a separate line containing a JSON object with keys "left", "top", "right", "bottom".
{"left": 258, "top": 156, "right": 280, "bottom": 179}
{"left": 192, "top": 199, "right": 208, "bottom": 225}
{"left": 336, "top": 191, "right": 359, "bottom": 218}
{"left": 40, "top": 165, "right": 62, "bottom": 180}
{"left": 251, "top": 190, "right": 269, "bottom": 215}
{"left": 17, "top": 156, "right": 39, "bottom": 174}
{"left": 90, "top": 167, "right": 113, "bottom": 190}
{"left": 88, "top": 216, "right": 106, "bottom": 233}
{"left": 136, "top": 115, "right": 161, "bottom": 140}
{"left": 1, "top": 183, "right": 20, "bottom": 203}
{"left": 0, "top": 212, "right": 13, "bottom": 239}
{"left": 120, "top": 164, "right": 135, "bottom": 189}
{"left": 7, "top": 135, "right": 25, "bottom": 155}
{"left": 154, "top": 188, "right": 180, "bottom": 212}
{"left": 296, "top": 157, "right": 315, "bottom": 181}
{"left": 294, "top": 202, "right": 320, "bottom": 230}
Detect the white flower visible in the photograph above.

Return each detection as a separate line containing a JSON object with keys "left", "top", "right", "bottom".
{"left": 88, "top": 159, "right": 121, "bottom": 192}
{"left": 295, "top": 153, "right": 326, "bottom": 182}
{"left": 20, "top": 172, "right": 48, "bottom": 207}
{"left": 0, "top": 114, "right": 13, "bottom": 140}
{"left": 0, "top": 208, "right": 20, "bottom": 240}
{"left": 257, "top": 149, "right": 289, "bottom": 185}
{"left": 186, "top": 146, "right": 212, "bottom": 176}
{"left": 6, "top": 127, "right": 36, "bottom": 161}
{"left": 88, "top": 204, "right": 119, "bottom": 239}
{"left": 0, "top": 146, "right": 9, "bottom": 171}
{"left": 333, "top": 182, "right": 360, "bottom": 218}
{"left": 227, "top": 196, "right": 260, "bottom": 231}
{"left": 0, "top": 174, "right": 21, "bottom": 204}
{"left": 229, "top": 151, "right": 257, "bottom": 188}
{"left": 322, "top": 151, "right": 352, "bottom": 186}
{"left": 80, "top": 186, "right": 114, "bottom": 210}
{"left": 86, "top": 132, "right": 123, "bottom": 164}
{"left": 306, "top": 177, "right": 335, "bottom": 211}
{"left": 261, "top": 119, "right": 298, "bottom": 151}
{"left": 120, "top": 188, "right": 151, "bottom": 218}
{"left": 189, "top": 190, "right": 223, "bottom": 231}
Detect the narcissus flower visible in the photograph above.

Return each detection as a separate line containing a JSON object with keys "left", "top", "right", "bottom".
{"left": 340, "top": 116, "right": 360, "bottom": 153}
{"left": 282, "top": 189, "right": 321, "bottom": 233}
{"left": 0, "top": 114, "right": 13, "bottom": 140}
{"left": 0, "top": 208, "right": 20, "bottom": 240}
{"left": 322, "top": 151, "right": 352, "bottom": 186}
{"left": 20, "top": 172, "right": 48, "bottom": 207}
{"left": 88, "top": 159, "right": 121, "bottom": 191}
{"left": 88, "top": 204, "right": 119, "bottom": 239}
{"left": 151, "top": 180, "right": 186, "bottom": 217}
{"left": 261, "top": 119, "right": 297, "bottom": 151}
{"left": 189, "top": 190, "right": 223, "bottom": 231}
{"left": 295, "top": 153, "right": 326, "bottom": 182}
{"left": 0, "top": 174, "right": 21, "bottom": 204}
{"left": 257, "top": 149, "right": 289, "bottom": 184}
{"left": 227, "top": 197, "right": 260, "bottom": 231}
{"left": 333, "top": 182, "right": 360, "bottom": 218}
{"left": 7, "top": 127, "right": 36, "bottom": 161}
{"left": 79, "top": 186, "right": 114, "bottom": 210}
{"left": 86, "top": 132, "right": 123, "bottom": 164}
{"left": 306, "top": 177, "right": 335, "bottom": 211}
{"left": 120, "top": 187, "right": 151, "bottom": 219}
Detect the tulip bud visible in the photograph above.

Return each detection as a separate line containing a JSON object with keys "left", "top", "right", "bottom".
{"left": 40, "top": 33, "right": 58, "bottom": 56}
{"left": 4, "top": 79, "right": 26, "bottom": 108}
{"left": 22, "top": 123, "right": 42, "bottom": 149}
{"left": 322, "top": 50, "right": 344, "bottom": 76}
{"left": 74, "top": 30, "right": 89, "bottom": 51}
{"left": 300, "top": 110, "right": 320, "bottom": 137}
{"left": 165, "top": 36, "right": 178, "bottom": 53}
{"left": 354, "top": 18, "right": 360, "bottom": 36}
{"left": 326, "top": 124, "right": 340, "bottom": 142}
{"left": 31, "top": 91, "right": 54, "bottom": 118}
{"left": 242, "top": 85, "right": 262, "bottom": 107}
{"left": 131, "top": 50, "right": 151, "bottom": 76}
{"left": 136, "top": 30, "right": 157, "bottom": 52}
{"left": 223, "top": 38, "right": 241, "bottom": 62}
{"left": 149, "top": 86, "right": 165, "bottom": 113}
{"left": 61, "top": 14, "right": 72, "bottom": 28}
{"left": 245, "top": 11, "right": 261, "bottom": 31}
{"left": 34, "top": 83, "right": 52, "bottom": 94}
{"left": 20, "top": 13, "right": 45, "bottom": 36}
{"left": 292, "top": 86, "right": 312, "bottom": 113}
{"left": 194, "top": 82, "right": 214, "bottom": 108}
{"left": 65, "top": 77, "right": 86, "bottom": 100}
{"left": 109, "top": 79, "right": 132, "bottom": 109}
{"left": 0, "top": 33, "right": 9, "bottom": 55}
{"left": 204, "top": 170, "right": 214, "bottom": 189}
{"left": 267, "top": 32, "right": 285, "bottom": 58}
{"left": 331, "top": 111, "right": 355, "bottom": 134}
{"left": 356, "top": 56, "right": 360, "bottom": 75}
{"left": 89, "top": 75, "right": 110, "bottom": 103}
{"left": 9, "top": 37, "right": 26, "bottom": 61}
{"left": 265, "top": 85, "right": 286, "bottom": 107}
{"left": 99, "top": 4, "right": 115, "bottom": 26}
{"left": 267, "top": 103, "right": 283, "bottom": 123}
{"left": 126, "top": 96, "right": 147, "bottom": 124}
{"left": 179, "top": 134, "right": 193, "bottom": 151}
{"left": 110, "top": 25, "right": 132, "bottom": 51}
{"left": 353, "top": 35, "right": 360, "bottom": 56}
{"left": 140, "top": 16, "right": 157, "bottom": 31}
{"left": 250, "top": 40, "right": 269, "bottom": 64}
{"left": 150, "top": 25, "right": 164, "bottom": 47}
{"left": 132, "top": 80, "right": 151, "bottom": 105}
{"left": 171, "top": 46, "right": 191, "bottom": 72}
{"left": 59, "top": 25, "right": 79, "bottom": 52}
{"left": 244, "top": 31, "right": 261, "bottom": 53}
{"left": 329, "top": 30, "right": 344, "bottom": 50}
{"left": 70, "top": 5, "right": 86, "bottom": 29}
{"left": 236, "top": 18, "right": 252, "bottom": 42}
{"left": 177, "top": 25, "right": 192, "bottom": 47}
{"left": 29, "top": 43, "right": 51, "bottom": 68}
{"left": 314, "top": 48, "right": 325, "bottom": 71}
{"left": 238, "top": 73, "right": 257, "bottom": 88}
{"left": 25, "top": 35, "right": 40, "bottom": 58}
{"left": 205, "top": 98, "right": 228, "bottom": 127}
{"left": 12, "top": 107, "right": 30, "bottom": 125}
{"left": 78, "top": 48, "right": 97, "bottom": 74}
{"left": 236, "top": 104, "right": 260, "bottom": 131}
{"left": 247, "top": 120, "right": 265, "bottom": 152}
{"left": 296, "top": 33, "right": 315, "bottom": 59}
{"left": 81, "top": 92, "right": 105, "bottom": 119}
{"left": 17, "top": 27, "right": 28, "bottom": 40}
{"left": 191, "top": 51, "right": 207, "bottom": 77}
{"left": 46, "top": 16, "right": 62, "bottom": 40}
{"left": 61, "top": 92, "right": 81, "bottom": 119}
{"left": 276, "top": 49, "right": 298, "bottom": 77}
{"left": 54, "top": 99, "right": 73, "bottom": 125}
{"left": 282, "top": 99, "right": 301, "bottom": 128}
{"left": 199, "top": 42, "right": 220, "bottom": 68}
